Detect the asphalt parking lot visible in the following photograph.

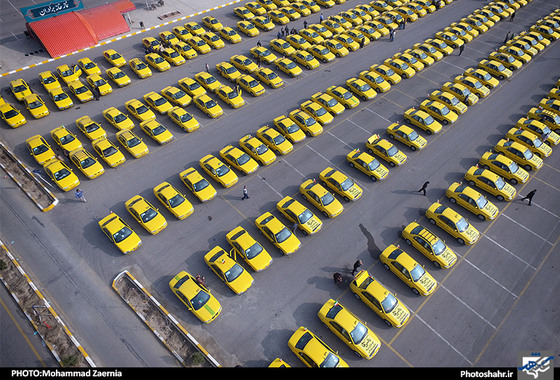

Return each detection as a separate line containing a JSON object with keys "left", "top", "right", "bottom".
{"left": 1, "top": 0, "right": 559, "bottom": 369}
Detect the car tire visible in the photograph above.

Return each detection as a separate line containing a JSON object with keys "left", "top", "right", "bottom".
{"left": 343, "top": 196, "right": 350, "bottom": 202}
{"left": 477, "top": 214, "right": 486, "bottom": 221}
{"left": 468, "top": 180, "right": 475, "bottom": 186}
{"left": 498, "top": 74, "right": 505, "bottom": 80}
{"left": 389, "top": 161, "right": 396, "bottom": 167}
{"left": 383, "top": 319, "right": 392, "bottom": 327}
{"left": 509, "top": 178, "right": 518, "bottom": 185}
{"left": 524, "top": 164, "right": 532, "bottom": 171}
{"left": 429, "top": 218, "right": 436, "bottom": 225}
{"left": 457, "top": 237, "right": 465, "bottom": 245}
{"left": 442, "top": 120, "right": 449, "bottom": 125}
{"left": 426, "top": 130, "right": 432, "bottom": 135}
{"left": 410, "top": 146, "right": 417, "bottom": 151}
{"left": 405, "top": 239, "right": 412, "bottom": 246}
{"left": 433, "top": 261, "right": 441, "bottom": 268}
{"left": 449, "top": 197, "right": 457, "bottom": 204}
{"left": 497, "top": 195, "right": 504, "bottom": 201}
{"left": 322, "top": 211, "right": 329, "bottom": 218}
{"left": 411, "top": 288, "right": 420, "bottom": 295}
{"left": 370, "top": 175, "right": 377, "bottom": 182}
{"left": 383, "top": 263, "right": 390, "bottom": 270}
{"left": 348, "top": 162, "right": 355, "bottom": 168}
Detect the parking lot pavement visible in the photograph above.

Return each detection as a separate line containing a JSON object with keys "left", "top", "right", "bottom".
{"left": 0, "top": 0, "right": 559, "bottom": 368}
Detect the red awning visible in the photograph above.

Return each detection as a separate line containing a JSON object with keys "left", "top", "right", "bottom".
{"left": 79, "top": 4, "right": 131, "bottom": 41}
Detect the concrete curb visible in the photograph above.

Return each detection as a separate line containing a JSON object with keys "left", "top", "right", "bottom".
{"left": 0, "top": 0, "right": 243, "bottom": 78}
{"left": 0, "top": 240, "right": 96, "bottom": 367}
{"left": 112, "top": 270, "right": 221, "bottom": 367}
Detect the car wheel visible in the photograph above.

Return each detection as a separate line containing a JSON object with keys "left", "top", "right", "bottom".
{"left": 348, "top": 162, "right": 355, "bottom": 168}
{"left": 383, "top": 263, "right": 390, "bottom": 270}
{"left": 426, "top": 130, "right": 432, "bottom": 135}
{"left": 383, "top": 319, "right": 392, "bottom": 327}
{"left": 497, "top": 195, "right": 504, "bottom": 201}
{"left": 498, "top": 74, "right": 505, "bottom": 80}
{"left": 322, "top": 211, "right": 329, "bottom": 218}
{"left": 302, "top": 229, "right": 308, "bottom": 236}
{"left": 353, "top": 351, "right": 363, "bottom": 358}
{"left": 524, "top": 164, "right": 532, "bottom": 171}
{"left": 443, "top": 120, "right": 449, "bottom": 125}
{"left": 468, "top": 180, "right": 475, "bottom": 186}
{"left": 405, "top": 239, "right": 412, "bottom": 246}
{"left": 362, "top": 95, "right": 368, "bottom": 100}
{"left": 410, "top": 146, "right": 417, "bottom": 151}
{"left": 509, "top": 178, "right": 518, "bottom": 185}
{"left": 411, "top": 288, "right": 420, "bottom": 295}
{"left": 477, "top": 214, "right": 486, "bottom": 221}
{"left": 389, "top": 161, "right": 396, "bottom": 167}
{"left": 457, "top": 237, "right": 465, "bottom": 245}
{"left": 432, "top": 261, "right": 441, "bottom": 268}
{"left": 449, "top": 197, "right": 457, "bottom": 204}
{"left": 508, "top": 66, "right": 515, "bottom": 71}
{"left": 370, "top": 175, "right": 377, "bottom": 182}
{"left": 343, "top": 196, "right": 350, "bottom": 202}
{"left": 429, "top": 218, "right": 436, "bottom": 225}
{"left": 353, "top": 292, "right": 360, "bottom": 300}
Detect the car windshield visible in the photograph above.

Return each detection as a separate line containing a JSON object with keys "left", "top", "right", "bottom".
{"left": 340, "top": 178, "right": 354, "bottom": 191}
{"left": 275, "top": 227, "right": 292, "bottom": 243}
{"left": 205, "top": 99, "right": 217, "bottom": 108}
{"left": 102, "top": 146, "right": 118, "bottom": 157}
{"left": 53, "top": 93, "right": 68, "bottom": 101}
{"left": 522, "top": 148, "right": 533, "bottom": 160}
{"left": 224, "top": 263, "right": 244, "bottom": 282}
{"left": 367, "top": 159, "right": 380, "bottom": 171}
{"left": 385, "top": 68, "right": 395, "bottom": 76}
{"left": 248, "top": 80, "right": 259, "bottom": 87}
{"left": 53, "top": 168, "right": 71, "bottom": 180}
{"left": 80, "top": 157, "right": 96, "bottom": 168}
{"left": 476, "top": 195, "right": 488, "bottom": 209}
{"left": 43, "top": 76, "right": 55, "bottom": 84}
{"left": 179, "top": 113, "right": 193, "bottom": 122}
{"left": 75, "top": 85, "right": 89, "bottom": 94}
{"left": 298, "top": 209, "right": 313, "bottom": 224}
{"left": 440, "top": 106, "right": 450, "bottom": 115}
{"left": 237, "top": 153, "right": 251, "bottom": 165}
{"left": 227, "top": 91, "right": 238, "bottom": 99}
{"left": 127, "top": 137, "right": 141, "bottom": 148}
{"left": 245, "top": 242, "right": 263, "bottom": 259}
{"left": 273, "top": 134, "right": 286, "bottom": 145}
{"left": 28, "top": 100, "right": 43, "bottom": 109}
{"left": 456, "top": 217, "right": 469, "bottom": 232}
{"left": 190, "top": 289, "right": 210, "bottom": 310}
{"left": 113, "top": 227, "right": 132, "bottom": 243}
{"left": 381, "top": 292, "right": 398, "bottom": 313}
{"left": 4, "top": 109, "right": 19, "bottom": 118}
{"left": 350, "top": 322, "right": 369, "bottom": 345}
{"left": 136, "top": 62, "right": 147, "bottom": 70}
{"left": 158, "top": 190, "right": 183, "bottom": 208}
{"left": 286, "top": 123, "right": 300, "bottom": 133}
{"left": 410, "top": 264, "right": 426, "bottom": 282}
{"left": 321, "top": 192, "right": 335, "bottom": 206}
{"left": 140, "top": 208, "right": 158, "bottom": 223}
{"left": 494, "top": 176, "right": 506, "bottom": 190}
{"left": 320, "top": 353, "right": 340, "bottom": 368}
{"left": 386, "top": 146, "right": 399, "bottom": 156}
{"left": 215, "top": 164, "right": 231, "bottom": 176}
{"left": 152, "top": 125, "right": 167, "bottom": 135}
{"left": 432, "top": 239, "right": 446, "bottom": 255}
{"left": 193, "top": 179, "right": 210, "bottom": 191}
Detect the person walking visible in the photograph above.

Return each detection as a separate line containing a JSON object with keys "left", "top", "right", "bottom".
{"left": 333, "top": 272, "right": 343, "bottom": 284}
{"left": 510, "top": 11, "right": 516, "bottom": 22}
{"left": 75, "top": 189, "right": 86, "bottom": 202}
{"left": 352, "top": 259, "right": 363, "bottom": 275}
{"left": 418, "top": 181, "right": 429, "bottom": 196}
{"left": 241, "top": 185, "right": 249, "bottom": 200}
{"left": 205, "top": 63, "right": 210, "bottom": 73}
{"left": 303, "top": 20, "right": 308, "bottom": 29}
{"left": 521, "top": 189, "right": 536, "bottom": 205}
{"left": 458, "top": 44, "right": 464, "bottom": 56}
{"left": 320, "top": 13, "right": 324, "bottom": 22}
{"left": 92, "top": 86, "right": 100, "bottom": 101}
{"left": 389, "top": 28, "right": 395, "bottom": 42}
{"left": 256, "top": 40, "right": 261, "bottom": 47}
{"left": 504, "top": 31, "right": 511, "bottom": 43}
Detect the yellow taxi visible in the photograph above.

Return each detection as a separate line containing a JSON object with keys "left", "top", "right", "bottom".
{"left": 488, "top": 51, "right": 522, "bottom": 72}
{"left": 418, "top": 99, "right": 458, "bottom": 125}
{"left": 145, "top": 53, "right": 171, "bottom": 72}
{"left": 464, "top": 165, "right": 516, "bottom": 201}
{"left": 202, "top": 15, "right": 223, "bottom": 31}
{"left": 384, "top": 58, "right": 416, "bottom": 79}
{"left": 219, "top": 144, "right": 259, "bottom": 175}
{"left": 179, "top": 167, "right": 217, "bottom": 202}
{"left": 299, "top": 179, "right": 343, "bottom": 218}
{"left": 299, "top": 29, "right": 325, "bottom": 46}
{"left": 426, "top": 202, "right": 480, "bottom": 245}
{"left": 239, "top": 134, "right": 277, "bottom": 165}
{"left": 153, "top": 182, "right": 193, "bottom": 220}
{"left": 199, "top": 154, "right": 239, "bottom": 187}
{"left": 539, "top": 98, "right": 560, "bottom": 114}
{"left": 116, "top": 129, "right": 149, "bottom": 159}
{"left": 98, "top": 212, "right": 142, "bottom": 255}
{"left": 477, "top": 60, "right": 512, "bottom": 81}
{"left": 226, "top": 226, "right": 273, "bottom": 272}
{"left": 171, "top": 41, "right": 198, "bottom": 60}
{"left": 349, "top": 270, "right": 410, "bottom": 328}
{"left": 237, "top": 20, "right": 260, "bottom": 37}
{"left": 401, "top": 222, "right": 458, "bottom": 268}
{"left": 306, "top": 44, "right": 335, "bottom": 63}
{"left": 68, "top": 148, "right": 105, "bottom": 179}
{"left": 446, "top": 182, "right": 499, "bottom": 221}
{"left": 105, "top": 67, "right": 131, "bottom": 88}
{"left": 143, "top": 91, "right": 173, "bottom": 115}
{"left": 356, "top": 24, "right": 381, "bottom": 41}
{"left": 270, "top": 39, "right": 296, "bottom": 56}
{"left": 201, "top": 32, "right": 225, "bottom": 50}
{"left": 268, "top": 9, "right": 290, "bottom": 24}
{"left": 103, "top": 107, "right": 135, "bottom": 131}
{"left": 279, "top": 6, "right": 301, "bottom": 20}
{"left": 288, "top": 109, "right": 323, "bottom": 136}
{"left": 506, "top": 39, "right": 538, "bottom": 57}
{"left": 276, "top": 196, "right": 323, "bottom": 235}
{"left": 288, "top": 327, "right": 348, "bottom": 368}
{"left": 292, "top": 2, "right": 312, "bottom": 17}
{"left": 300, "top": 100, "right": 334, "bottom": 125}
{"left": 184, "top": 21, "right": 205, "bottom": 36}
{"left": 234, "top": 6, "right": 255, "bottom": 20}
{"left": 403, "top": 47, "right": 435, "bottom": 67}
{"left": 256, "top": 125, "right": 293, "bottom": 155}
{"left": 167, "top": 107, "right": 199, "bottom": 133}
{"left": 454, "top": 75, "right": 490, "bottom": 98}
{"left": 346, "top": 148, "right": 389, "bottom": 181}
{"left": 515, "top": 117, "right": 559, "bottom": 147}
{"left": 253, "top": 15, "right": 275, "bottom": 31}
{"left": 50, "top": 126, "right": 82, "bottom": 152}
{"left": 230, "top": 54, "right": 258, "bottom": 73}
{"left": 316, "top": 0, "right": 335, "bottom": 8}
{"left": 413, "top": 42, "right": 444, "bottom": 61}
{"left": 369, "top": 64, "right": 401, "bottom": 86}
{"left": 250, "top": 46, "right": 277, "bottom": 65}
{"left": 441, "top": 81, "right": 479, "bottom": 106}
{"left": 326, "top": 85, "right": 360, "bottom": 109}
{"left": 380, "top": 244, "right": 438, "bottom": 296}
{"left": 310, "top": 92, "right": 345, "bottom": 116}
{"left": 0, "top": 103, "right": 26, "bottom": 128}
{"left": 498, "top": 46, "right": 531, "bottom": 64}
{"left": 125, "top": 99, "right": 155, "bottom": 122}
{"left": 274, "top": 58, "right": 302, "bottom": 77}
{"left": 160, "top": 47, "right": 186, "bottom": 66}
{"left": 392, "top": 52, "right": 425, "bottom": 72}
{"left": 403, "top": 107, "right": 442, "bottom": 135}
{"left": 428, "top": 90, "right": 467, "bottom": 115}
{"left": 255, "top": 212, "right": 301, "bottom": 255}
{"left": 103, "top": 49, "right": 126, "bottom": 67}
{"left": 47, "top": 87, "right": 73, "bottom": 110}
{"left": 333, "top": 33, "right": 360, "bottom": 52}
{"left": 434, "top": 31, "right": 464, "bottom": 49}
{"left": 43, "top": 159, "right": 80, "bottom": 191}
{"left": 76, "top": 116, "right": 106, "bottom": 141}
{"left": 346, "top": 77, "right": 377, "bottom": 101}
{"left": 161, "top": 86, "right": 191, "bottom": 107}
{"left": 505, "top": 127, "right": 552, "bottom": 158}
{"left": 322, "top": 39, "right": 350, "bottom": 58}
{"left": 187, "top": 36, "right": 212, "bottom": 54}
{"left": 358, "top": 70, "right": 391, "bottom": 93}
{"left": 178, "top": 76, "right": 207, "bottom": 97}
{"left": 129, "top": 58, "right": 152, "bottom": 79}
{"left": 23, "top": 94, "right": 50, "bottom": 119}
{"left": 56, "top": 64, "right": 81, "bottom": 84}
{"left": 92, "top": 137, "right": 125, "bottom": 168}
{"left": 159, "top": 31, "right": 179, "bottom": 46}
{"left": 449, "top": 20, "right": 479, "bottom": 38}
{"left": 255, "top": 67, "right": 284, "bottom": 88}
{"left": 142, "top": 36, "right": 161, "bottom": 50}
{"left": 290, "top": 50, "right": 320, "bottom": 70}
{"left": 39, "top": 71, "right": 61, "bottom": 91}
{"left": 318, "top": 299, "right": 381, "bottom": 359}
{"left": 169, "top": 271, "right": 221, "bottom": 323}
{"left": 193, "top": 94, "right": 223, "bottom": 118}
{"left": 237, "top": 74, "right": 266, "bottom": 96}
{"left": 479, "top": 151, "right": 528, "bottom": 185}
{"left": 494, "top": 139, "right": 543, "bottom": 171}
{"left": 216, "top": 85, "right": 245, "bottom": 108}
{"left": 86, "top": 74, "right": 113, "bottom": 96}
{"left": 444, "top": 25, "right": 473, "bottom": 43}
{"left": 204, "top": 246, "right": 254, "bottom": 294}
{"left": 140, "top": 120, "right": 174, "bottom": 145}
{"left": 365, "top": 134, "right": 407, "bottom": 167}
{"left": 319, "top": 167, "right": 362, "bottom": 202}
{"left": 527, "top": 107, "right": 560, "bottom": 133}
{"left": 125, "top": 195, "right": 167, "bottom": 235}
{"left": 273, "top": 115, "right": 306, "bottom": 143}
{"left": 246, "top": 1, "right": 267, "bottom": 15}
{"left": 172, "top": 26, "right": 193, "bottom": 42}
{"left": 77, "top": 57, "right": 101, "bottom": 76}
{"left": 216, "top": 61, "right": 242, "bottom": 83}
